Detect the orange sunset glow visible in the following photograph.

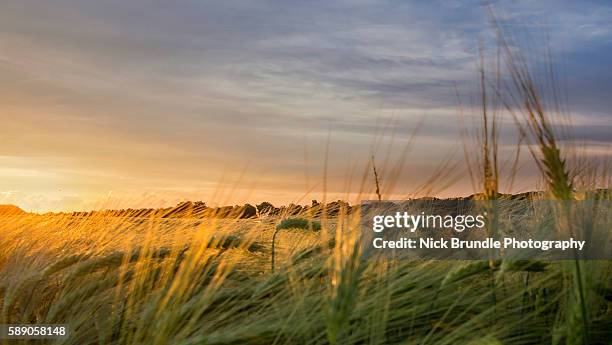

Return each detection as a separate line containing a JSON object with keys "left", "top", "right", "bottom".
{"left": 1, "top": 1, "right": 610, "bottom": 212}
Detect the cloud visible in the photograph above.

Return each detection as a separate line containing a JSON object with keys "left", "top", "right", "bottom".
{"left": 0, "top": 0, "right": 610, "bottom": 211}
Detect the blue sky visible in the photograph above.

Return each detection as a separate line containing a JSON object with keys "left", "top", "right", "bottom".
{"left": 0, "top": 0, "right": 610, "bottom": 211}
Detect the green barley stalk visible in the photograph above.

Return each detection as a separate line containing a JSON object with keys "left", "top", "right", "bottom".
{"left": 325, "top": 214, "right": 364, "bottom": 344}
{"left": 490, "top": 10, "right": 590, "bottom": 344}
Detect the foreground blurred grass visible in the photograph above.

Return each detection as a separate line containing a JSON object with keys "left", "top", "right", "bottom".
{"left": 0, "top": 209, "right": 610, "bottom": 344}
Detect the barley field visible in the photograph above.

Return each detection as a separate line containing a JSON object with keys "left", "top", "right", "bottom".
{"left": 1, "top": 195, "right": 611, "bottom": 345}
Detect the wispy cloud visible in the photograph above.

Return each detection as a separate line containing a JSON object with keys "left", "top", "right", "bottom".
{"left": 0, "top": 0, "right": 610, "bottom": 211}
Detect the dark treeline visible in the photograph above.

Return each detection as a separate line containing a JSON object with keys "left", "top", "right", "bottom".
{"left": 63, "top": 199, "right": 352, "bottom": 219}
{"left": 57, "top": 191, "right": 551, "bottom": 219}
{"left": 12, "top": 189, "right": 609, "bottom": 219}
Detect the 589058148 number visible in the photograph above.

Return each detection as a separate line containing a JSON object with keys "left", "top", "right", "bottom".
{"left": 0, "top": 324, "right": 69, "bottom": 339}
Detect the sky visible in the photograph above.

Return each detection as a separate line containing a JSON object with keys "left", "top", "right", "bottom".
{"left": 0, "top": 0, "right": 611, "bottom": 212}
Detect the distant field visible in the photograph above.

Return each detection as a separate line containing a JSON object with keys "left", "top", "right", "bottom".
{"left": 0, "top": 214, "right": 326, "bottom": 276}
